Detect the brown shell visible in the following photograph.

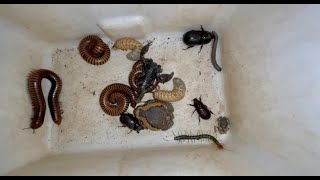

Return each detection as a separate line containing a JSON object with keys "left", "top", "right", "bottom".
{"left": 216, "top": 116, "right": 230, "bottom": 134}
{"left": 27, "top": 69, "right": 63, "bottom": 129}
{"left": 112, "top": 37, "right": 143, "bottom": 51}
{"left": 133, "top": 100, "right": 174, "bottom": 131}
{"left": 100, "top": 83, "right": 136, "bottom": 116}
{"left": 79, "top": 35, "right": 111, "bottom": 65}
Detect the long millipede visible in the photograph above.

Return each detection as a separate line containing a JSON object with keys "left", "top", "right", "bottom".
{"left": 27, "top": 69, "right": 62, "bottom": 130}
{"left": 128, "top": 60, "right": 158, "bottom": 93}
{"left": 78, "top": 35, "right": 111, "bottom": 65}
{"left": 211, "top": 31, "right": 222, "bottom": 72}
{"left": 112, "top": 37, "right": 143, "bottom": 51}
{"left": 99, "top": 83, "right": 136, "bottom": 116}
{"left": 153, "top": 77, "right": 186, "bottom": 102}
{"left": 174, "top": 134, "right": 224, "bottom": 149}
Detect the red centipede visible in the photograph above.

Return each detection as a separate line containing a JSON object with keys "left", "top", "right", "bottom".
{"left": 128, "top": 60, "right": 159, "bottom": 93}
{"left": 78, "top": 35, "right": 111, "bottom": 65}
{"left": 27, "top": 69, "right": 62, "bottom": 130}
{"left": 99, "top": 83, "right": 136, "bottom": 116}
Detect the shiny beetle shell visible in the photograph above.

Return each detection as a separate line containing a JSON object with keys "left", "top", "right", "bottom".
{"left": 120, "top": 113, "right": 144, "bottom": 133}
{"left": 189, "top": 96, "right": 214, "bottom": 123}
{"left": 133, "top": 100, "right": 174, "bottom": 131}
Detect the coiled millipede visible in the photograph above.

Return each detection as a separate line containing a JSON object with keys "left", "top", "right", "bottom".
{"left": 153, "top": 77, "right": 186, "bottom": 102}
{"left": 78, "top": 35, "right": 111, "bottom": 65}
{"left": 99, "top": 83, "right": 137, "bottom": 116}
{"left": 27, "top": 69, "right": 63, "bottom": 130}
{"left": 128, "top": 60, "right": 159, "bottom": 93}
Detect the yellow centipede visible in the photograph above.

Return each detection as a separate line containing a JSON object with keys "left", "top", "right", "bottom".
{"left": 78, "top": 35, "right": 111, "bottom": 65}
{"left": 153, "top": 77, "right": 186, "bottom": 102}
{"left": 112, "top": 37, "right": 143, "bottom": 51}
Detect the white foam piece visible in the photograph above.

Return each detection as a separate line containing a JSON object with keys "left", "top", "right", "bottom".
{"left": 97, "top": 15, "right": 149, "bottom": 41}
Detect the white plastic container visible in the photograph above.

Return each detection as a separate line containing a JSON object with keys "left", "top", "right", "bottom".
{"left": 0, "top": 4, "right": 319, "bottom": 176}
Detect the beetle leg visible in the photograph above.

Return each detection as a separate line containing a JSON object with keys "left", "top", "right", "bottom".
{"left": 127, "top": 129, "right": 133, "bottom": 134}
{"left": 191, "top": 109, "right": 196, "bottom": 117}
{"left": 209, "top": 110, "right": 215, "bottom": 115}
{"left": 183, "top": 46, "right": 194, "bottom": 50}
{"left": 118, "top": 125, "right": 126, "bottom": 128}
{"left": 188, "top": 104, "right": 194, "bottom": 107}
{"left": 200, "top": 25, "right": 204, "bottom": 32}
{"left": 199, "top": 95, "right": 202, "bottom": 102}
{"left": 198, "top": 116, "right": 201, "bottom": 125}
{"left": 198, "top": 43, "right": 204, "bottom": 53}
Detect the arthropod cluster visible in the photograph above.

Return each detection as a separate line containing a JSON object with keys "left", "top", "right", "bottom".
{"left": 99, "top": 37, "right": 183, "bottom": 133}
{"left": 26, "top": 29, "right": 230, "bottom": 151}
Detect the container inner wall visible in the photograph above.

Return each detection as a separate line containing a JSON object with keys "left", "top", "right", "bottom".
{"left": 1, "top": 4, "right": 320, "bottom": 176}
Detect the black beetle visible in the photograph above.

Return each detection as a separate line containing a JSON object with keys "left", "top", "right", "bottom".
{"left": 119, "top": 113, "right": 144, "bottom": 133}
{"left": 183, "top": 25, "right": 215, "bottom": 53}
{"left": 188, "top": 96, "right": 215, "bottom": 124}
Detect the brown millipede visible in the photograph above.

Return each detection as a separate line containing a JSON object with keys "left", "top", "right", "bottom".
{"left": 153, "top": 77, "right": 186, "bottom": 102}
{"left": 27, "top": 69, "right": 62, "bottom": 130}
{"left": 128, "top": 60, "right": 158, "bottom": 93}
{"left": 78, "top": 35, "right": 111, "bottom": 65}
{"left": 99, "top": 83, "right": 136, "bottom": 116}
{"left": 128, "top": 61, "right": 144, "bottom": 92}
